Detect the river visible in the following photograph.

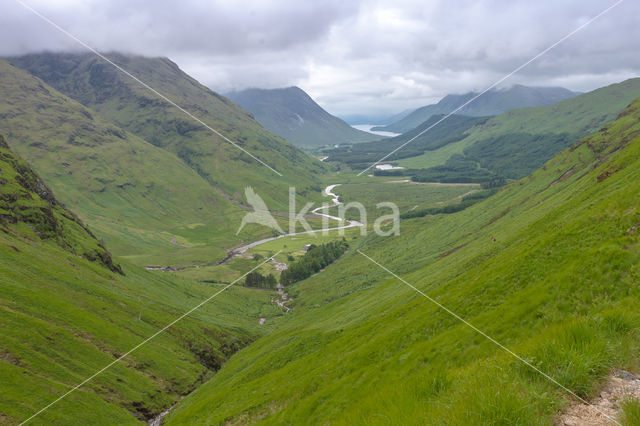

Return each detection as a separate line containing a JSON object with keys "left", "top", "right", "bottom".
{"left": 224, "top": 184, "right": 363, "bottom": 258}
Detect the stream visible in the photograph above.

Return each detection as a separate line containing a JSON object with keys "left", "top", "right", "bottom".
{"left": 147, "top": 185, "right": 358, "bottom": 424}
{"left": 223, "top": 184, "right": 363, "bottom": 258}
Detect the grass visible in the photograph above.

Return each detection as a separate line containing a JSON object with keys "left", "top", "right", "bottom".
{"left": 326, "top": 180, "right": 479, "bottom": 219}
{"left": 0, "top": 140, "right": 285, "bottom": 424}
{"left": 176, "top": 227, "right": 364, "bottom": 284}
{"left": 396, "top": 78, "right": 640, "bottom": 179}
{"left": 0, "top": 58, "right": 328, "bottom": 269}
{"left": 8, "top": 53, "right": 327, "bottom": 212}
{"left": 622, "top": 398, "right": 640, "bottom": 426}
{"left": 3, "top": 55, "right": 640, "bottom": 425}
{"left": 0, "top": 231, "right": 281, "bottom": 424}
{"left": 165, "top": 98, "right": 640, "bottom": 424}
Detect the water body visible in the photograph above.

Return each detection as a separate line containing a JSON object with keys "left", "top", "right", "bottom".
{"left": 351, "top": 124, "right": 401, "bottom": 138}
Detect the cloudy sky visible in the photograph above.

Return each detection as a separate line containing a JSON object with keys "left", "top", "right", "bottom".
{"left": 2, "top": 0, "right": 639, "bottom": 121}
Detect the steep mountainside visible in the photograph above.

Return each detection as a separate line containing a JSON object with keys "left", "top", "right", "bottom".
{"left": 0, "top": 134, "right": 120, "bottom": 273}
{"left": 9, "top": 53, "right": 325, "bottom": 210}
{"left": 0, "top": 59, "right": 257, "bottom": 267}
{"left": 167, "top": 99, "right": 640, "bottom": 424}
{"left": 374, "top": 84, "right": 579, "bottom": 133}
{"left": 0, "top": 136, "right": 279, "bottom": 424}
{"left": 226, "top": 86, "right": 380, "bottom": 148}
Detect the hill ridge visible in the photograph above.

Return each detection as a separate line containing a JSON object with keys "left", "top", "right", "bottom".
{"left": 373, "top": 84, "right": 580, "bottom": 133}
{"left": 226, "top": 86, "right": 381, "bottom": 148}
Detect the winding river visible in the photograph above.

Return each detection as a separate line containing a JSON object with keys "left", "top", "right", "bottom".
{"left": 227, "top": 184, "right": 362, "bottom": 256}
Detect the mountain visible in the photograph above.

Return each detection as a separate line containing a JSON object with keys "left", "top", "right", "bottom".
{"left": 0, "top": 59, "right": 254, "bottom": 267}
{"left": 0, "top": 134, "right": 280, "bottom": 424}
{"left": 339, "top": 108, "right": 415, "bottom": 126}
{"left": 166, "top": 97, "right": 640, "bottom": 424}
{"left": 3, "top": 54, "right": 328, "bottom": 267}
{"left": 9, "top": 53, "right": 325, "bottom": 211}
{"left": 399, "top": 78, "right": 640, "bottom": 181}
{"left": 373, "top": 84, "right": 580, "bottom": 133}
{"left": 329, "top": 79, "right": 640, "bottom": 183}
{"left": 225, "top": 86, "right": 380, "bottom": 148}
{"left": 0, "top": 134, "right": 120, "bottom": 274}
{"left": 379, "top": 108, "right": 415, "bottom": 125}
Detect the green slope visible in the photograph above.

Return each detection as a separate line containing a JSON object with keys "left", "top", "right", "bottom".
{"left": 9, "top": 53, "right": 326, "bottom": 211}
{"left": 398, "top": 78, "right": 640, "bottom": 179}
{"left": 0, "top": 134, "right": 120, "bottom": 274}
{"left": 373, "top": 84, "right": 579, "bottom": 133}
{"left": 0, "top": 59, "right": 259, "bottom": 267}
{"left": 0, "top": 137, "right": 281, "bottom": 424}
{"left": 226, "top": 87, "right": 380, "bottom": 148}
{"left": 167, "top": 99, "right": 640, "bottom": 424}
{"left": 323, "top": 114, "right": 489, "bottom": 169}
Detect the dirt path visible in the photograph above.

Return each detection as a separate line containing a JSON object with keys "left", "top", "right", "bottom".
{"left": 558, "top": 369, "right": 640, "bottom": 425}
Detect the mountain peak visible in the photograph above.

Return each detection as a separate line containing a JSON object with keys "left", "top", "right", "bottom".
{"left": 226, "top": 86, "right": 380, "bottom": 148}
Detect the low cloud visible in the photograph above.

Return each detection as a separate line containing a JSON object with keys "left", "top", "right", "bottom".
{"left": 2, "top": 0, "right": 639, "bottom": 119}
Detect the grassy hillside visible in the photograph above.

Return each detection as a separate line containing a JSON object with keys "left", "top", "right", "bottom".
{"left": 0, "top": 137, "right": 282, "bottom": 424}
{"left": 0, "top": 59, "right": 266, "bottom": 267}
{"left": 9, "top": 53, "right": 326, "bottom": 211}
{"left": 323, "top": 114, "right": 489, "bottom": 169}
{"left": 226, "top": 87, "right": 380, "bottom": 148}
{"left": 166, "top": 98, "right": 640, "bottom": 424}
{"left": 374, "top": 84, "right": 579, "bottom": 133}
{"left": 0, "top": 134, "right": 120, "bottom": 273}
{"left": 397, "top": 78, "right": 640, "bottom": 180}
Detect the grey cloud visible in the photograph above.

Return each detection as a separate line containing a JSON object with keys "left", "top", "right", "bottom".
{"left": 1, "top": 0, "right": 639, "bottom": 119}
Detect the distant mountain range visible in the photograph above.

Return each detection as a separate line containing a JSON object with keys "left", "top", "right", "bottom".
{"left": 339, "top": 108, "right": 415, "bottom": 126}
{"left": 372, "top": 85, "right": 580, "bottom": 133}
{"left": 226, "top": 86, "right": 380, "bottom": 148}
{"left": 325, "top": 78, "right": 640, "bottom": 182}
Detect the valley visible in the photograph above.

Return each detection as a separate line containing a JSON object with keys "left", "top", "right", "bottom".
{"left": 1, "top": 20, "right": 639, "bottom": 425}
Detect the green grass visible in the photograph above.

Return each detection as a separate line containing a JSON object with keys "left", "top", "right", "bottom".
{"left": 3, "top": 55, "right": 640, "bottom": 425}
{"left": 323, "top": 115, "right": 488, "bottom": 167}
{"left": 0, "top": 59, "right": 329, "bottom": 269}
{"left": 0, "top": 141, "right": 285, "bottom": 424}
{"left": 166, "top": 98, "right": 640, "bottom": 424}
{"left": 0, "top": 231, "right": 281, "bottom": 424}
{"left": 176, "top": 228, "right": 364, "bottom": 285}
{"left": 397, "top": 135, "right": 478, "bottom": 169}
{"left": 622, "top": 398, "right": 640, "bottom": 426}
{"left": 8, "top": 53, "right": 327, "bottom": 212}
{"left": 397, "top": 78, "right": 640, "bottom": 179}
{"left": 326, "top": 180, "right": 479, "bottom": 219}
